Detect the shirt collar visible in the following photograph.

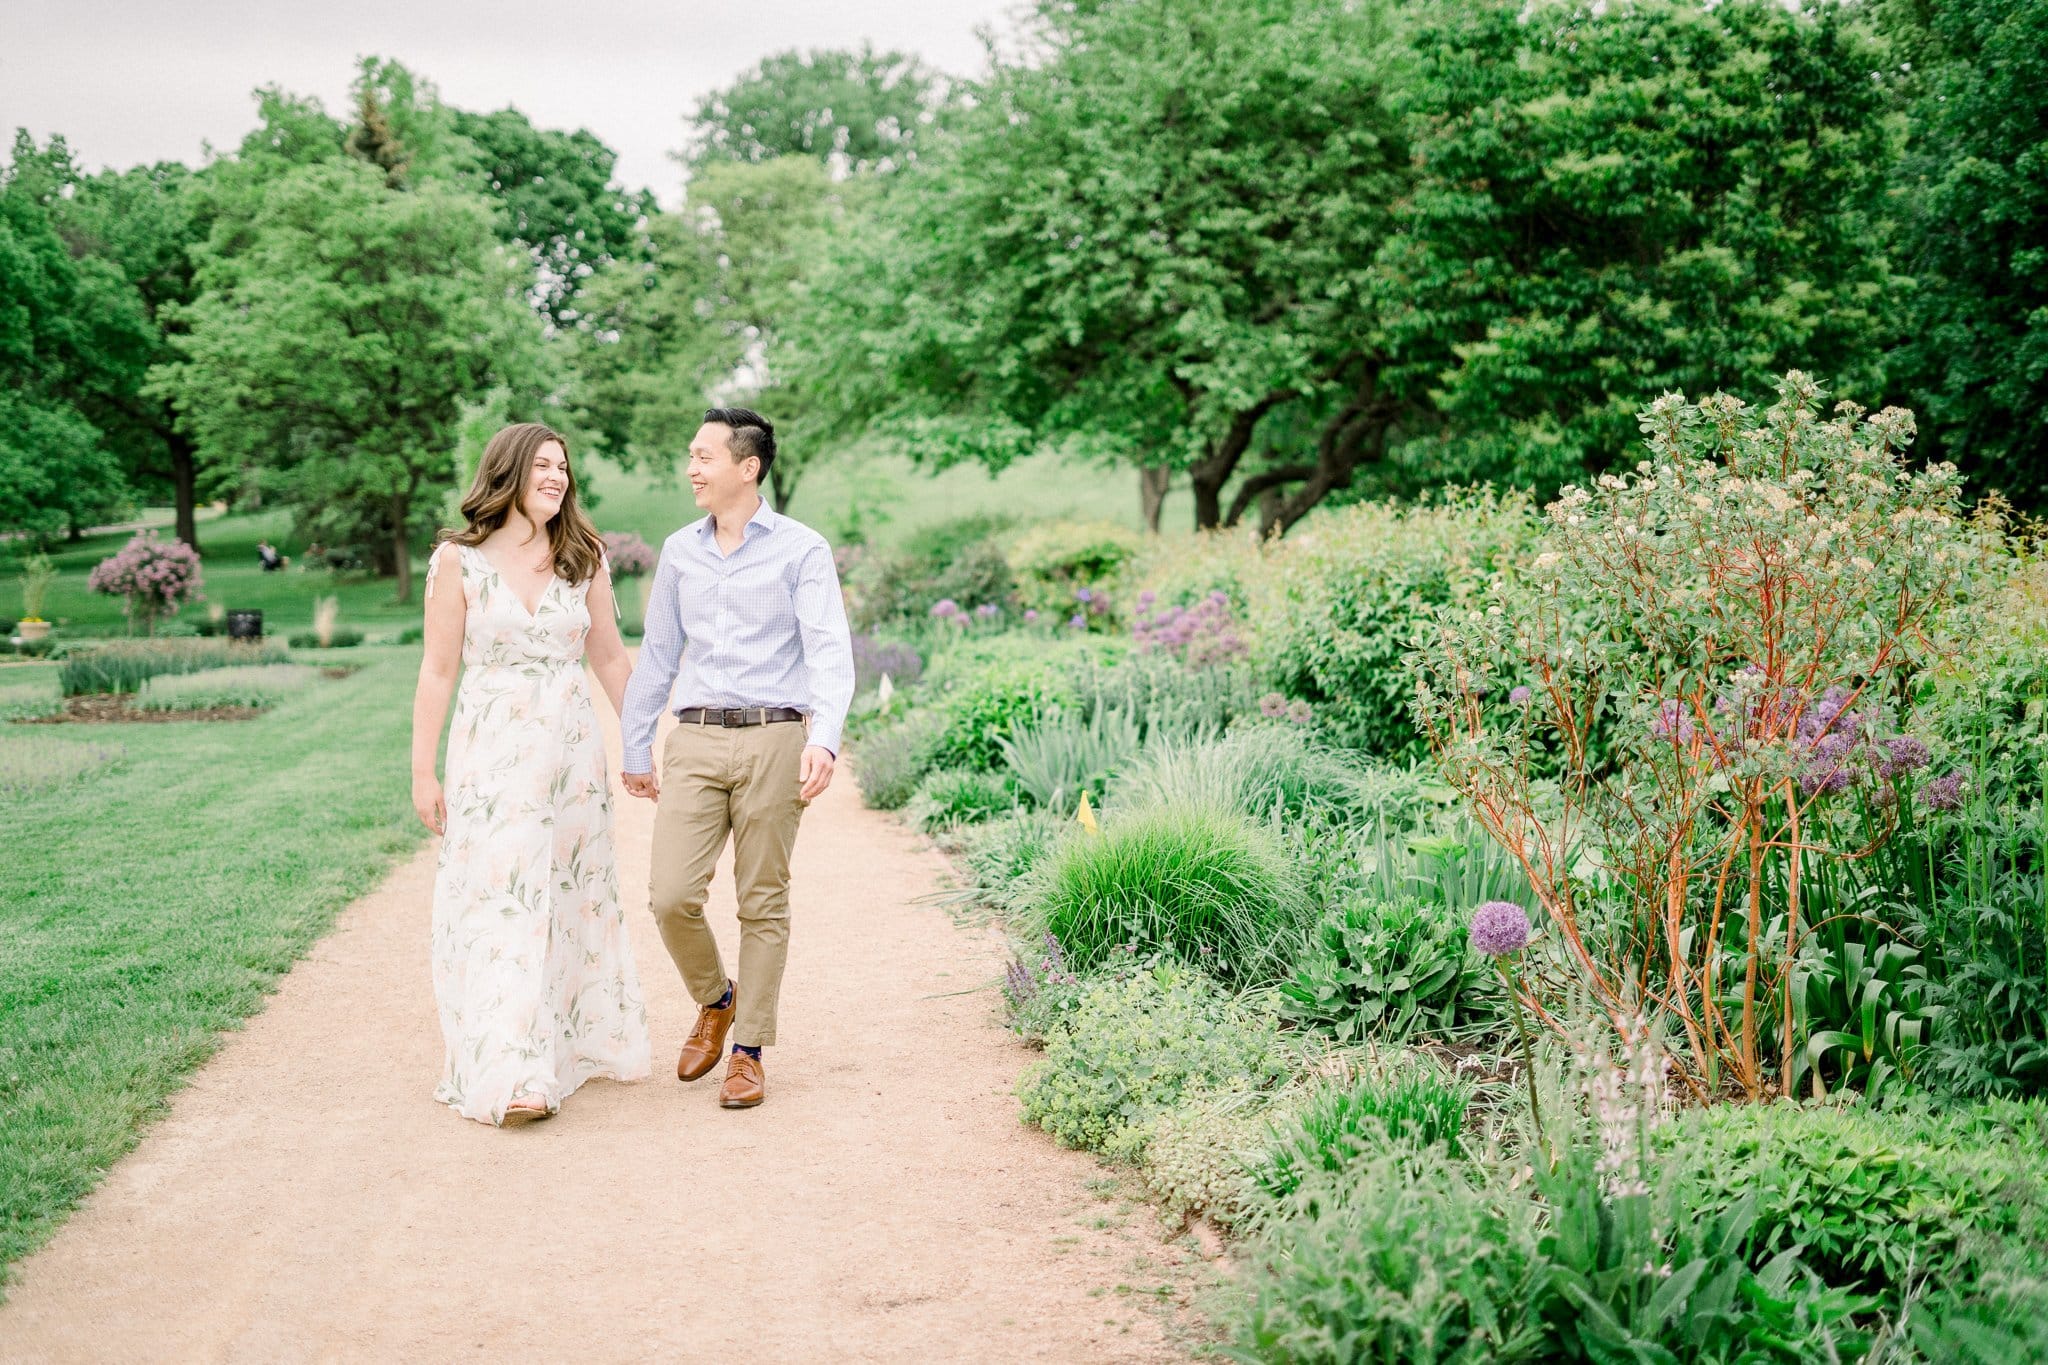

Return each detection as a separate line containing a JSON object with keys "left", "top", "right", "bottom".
{"left": 696, "top": 497, "right": 778, "bottom": 542}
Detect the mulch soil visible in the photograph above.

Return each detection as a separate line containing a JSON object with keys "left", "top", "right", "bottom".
{"left": 24, "top": 696, "right": 266, "bottom": 725}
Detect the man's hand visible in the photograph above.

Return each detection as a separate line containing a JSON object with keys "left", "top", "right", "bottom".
{"left": 799, "top": 746, "right": 836, "bottom": 802}
{"left": 622, "top": 770, "right": 660, "bottom": 800}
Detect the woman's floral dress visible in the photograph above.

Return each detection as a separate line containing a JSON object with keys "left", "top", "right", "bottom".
{"left": 426, "top": 543, "right": 650, "bottom": 1124}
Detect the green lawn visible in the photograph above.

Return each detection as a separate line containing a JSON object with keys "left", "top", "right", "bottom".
{"left": 15, "top": 449, "right": 1167, "bottom": 641}
{"left": 0, "top": 647, "right": 427, "bottom": 1287}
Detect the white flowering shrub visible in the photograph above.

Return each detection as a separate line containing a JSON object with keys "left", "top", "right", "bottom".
{"left": 1414, "top": 373, "right": 1980, "bottom": 1100}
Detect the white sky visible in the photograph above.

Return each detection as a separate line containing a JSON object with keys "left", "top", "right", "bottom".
{"left": 2, "top": 0, "right": 1021, "bottom": 205}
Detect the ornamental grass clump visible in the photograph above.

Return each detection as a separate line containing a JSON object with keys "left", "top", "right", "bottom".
{"left": 1415, "top": 373, "right": 1979, "bottom": 1101}
{"left": 1026, "top": 801, "right": 1309, "bottom": 983}
{"left": 135, "top": 663, "right": 321, "bottom": 712}
{"left": 60, "top": 638, "right": 291, "bottom": 697}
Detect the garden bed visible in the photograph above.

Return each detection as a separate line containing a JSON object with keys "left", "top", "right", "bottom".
{"left": 26, "top": 695, "right": 266, "bottom": 725}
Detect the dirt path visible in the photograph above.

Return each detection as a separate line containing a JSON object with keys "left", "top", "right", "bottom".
{"left": 0, "top": 695, "right": 1197, "bottom": 1362}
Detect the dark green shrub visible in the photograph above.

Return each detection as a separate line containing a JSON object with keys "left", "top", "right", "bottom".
{"left": 906, "top": 767, "right": 1014, "bottom": 831}
{"left": 1017, "top": 964, "right": 1289, "bottom": 1163}
{"left": 59, "top": 638, "right": 291, "bottom": 696}
{"left": 843, "top": 514, "right": 1015, "bottom": 628}
{"left": 1278, "top": 896, "right": 1492, "bottom": 1043}
{"left": 1259, "top": 1067, "right": 1472, "bottom": 1203}
{"left": 923, "top": 635, "right": 1093, "bottom": 773}
{"left": 1028, "top": 802, "right": 1309, "bottom": 983}
{"left": 288, "top": 628, "right": 364, "bottom": 649}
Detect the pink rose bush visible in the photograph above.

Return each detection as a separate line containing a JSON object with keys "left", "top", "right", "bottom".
{"left": 88, "top": 531, "right": 204, "bottom": 635}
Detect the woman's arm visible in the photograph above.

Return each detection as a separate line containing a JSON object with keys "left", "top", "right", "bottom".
{"left": 411, "top": 543, "right": 466, "bottom": 834}
{"left": 583, "top": 561, "right": 633, "bottom": 720}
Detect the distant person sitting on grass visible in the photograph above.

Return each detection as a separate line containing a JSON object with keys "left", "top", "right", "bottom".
{"left": 257, "top": 540, "right": 285, "bottom": 572}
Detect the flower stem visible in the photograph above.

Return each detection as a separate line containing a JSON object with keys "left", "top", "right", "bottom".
{"left": 1498, "top": 959, "right": 1546, "bottom": 1162}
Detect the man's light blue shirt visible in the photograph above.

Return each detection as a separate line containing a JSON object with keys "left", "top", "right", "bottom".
{"left": 621, "top": 499, "right": 855, "bottom": 774}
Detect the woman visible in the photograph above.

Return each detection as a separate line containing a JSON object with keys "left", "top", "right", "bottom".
{"left": 411, "top": 422, "right": 651, "bottom": 1126}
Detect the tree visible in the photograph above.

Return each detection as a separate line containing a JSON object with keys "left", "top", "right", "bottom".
{"left": 1378, "top": 0, "right": 1902, "bottom": 496}
{"left": 155, "top": 157, "right": 541, "bottom": 602}
{"left": 0, "top": 132, "right": 150, "bottom": 543}
{"left": 576, "top": 156, "right": 850, "bottom": 508}
{"left": 787, "top": 0, "right": 1412, "bottom": 533}
{"left": 683, "top": 46, "right": 953, "bottom": 177}
{"left": 1882, "top": 0, "right": 2048, "bottom": 508}
{"left": 450, "top": 107, "right": 656, "bottom": 329}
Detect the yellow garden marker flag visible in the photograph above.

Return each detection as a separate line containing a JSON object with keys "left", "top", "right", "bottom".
{"left": 1075, "top": 789, "right": 1100, "bottom": 835}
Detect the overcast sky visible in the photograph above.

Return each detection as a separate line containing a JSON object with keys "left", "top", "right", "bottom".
{"left": 3, "top": 0, "right": 1021, "bottom": 204}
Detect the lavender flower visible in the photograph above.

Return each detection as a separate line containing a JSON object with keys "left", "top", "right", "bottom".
{"left": 1509, "top": 685, "right": 1533, "bottom": 707}
{"left": 1470, "top": 901, "right": 1532, "bottom": 957}
{"left": 1921, "top": 771, "right": 1967, "bottom": 811}
{"left": 1649, "top": 699, "right": 1696, "bottom": 745}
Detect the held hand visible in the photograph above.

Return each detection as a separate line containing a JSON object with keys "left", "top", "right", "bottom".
{"left": 799, "top": 746, "right": 836, "bottom": 802}
{"left": 412, "top": 773, "right": 446, "bottom": 835}
{"left": 622, "top": 770, "right": 660, "bottom": 800}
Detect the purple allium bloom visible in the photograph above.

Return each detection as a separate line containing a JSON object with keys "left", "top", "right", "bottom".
{"left": 1921, "top": 771, "right": 1968, "bottom": 811}
{"left": 1075, "top": 587, "right": 1093, "bottom": 603}
{"left": 930, "top": 599, "right": 960, "bottom": 618}
{"left": 1883, "top": 735, "right": 1931, "bottom": 776}
{"left": 1470, "top": 901, "right": 1533, "bottom": 957}
{"left": 1068, "top": 614, "right": 1086, "bottom": 629}
{"left": 1208, "top": 589, "right": 1229, "bottom": 606}
{"left": 1650, "top": 699, "right": 1696, "bottom": 745}
{"left": 1259, "top": 692, "right": 1289, "bottom": 719}
{"left": 1286, "top": 700, "right": 1313, "bottom": 725}
{"left": 1137, "top": 589, "right": 1157, "bottom": 607}
{"left": 1509, "top": 685, "right": 1533, "bottom": 707}
{"left": 975, "top": 603, "right": 1000, "bottom": 620}
{"left": 1024, "top": 609, "right": 1039, "bottom": 623}
{"left": 1799, "top": 762, "right": 1856, "bottom": 797}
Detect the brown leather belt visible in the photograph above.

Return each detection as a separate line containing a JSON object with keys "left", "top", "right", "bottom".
{"left": 675, "top": 706, "right": 805, "bottom": 728}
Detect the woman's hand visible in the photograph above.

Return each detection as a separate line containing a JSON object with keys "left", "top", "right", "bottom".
{"left": 413, "top": 773, "right": 447, "bottom": 835}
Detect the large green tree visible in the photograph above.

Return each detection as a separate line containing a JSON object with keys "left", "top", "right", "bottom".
{"left": 1377, "top": 0, "right": 1902, "bottom": 494}
{"left": 576, "top": 156, "right": 849, "bottom": 508}
{"left": 155, "top": 156, "right": 540, "bottom": 601}
{"left": 1881, "top": 0, "right": 2048, "bottom": 507}
{"left": 683, "top": 46, "right": 953, "bottom": 176}
{"left": 787, "top": 0, "right": 1412, "bottom": 532}
{"left": 0, "top": 133, "right": 152, "bottom": 544}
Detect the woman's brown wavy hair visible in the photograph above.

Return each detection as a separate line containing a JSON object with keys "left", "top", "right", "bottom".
{"left": 440, "top": 423, "right": 604, "bottom": 584}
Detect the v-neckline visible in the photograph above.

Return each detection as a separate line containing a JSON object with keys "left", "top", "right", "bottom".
{"left": 470, "top": 544, "right": 556, "bottom": 620}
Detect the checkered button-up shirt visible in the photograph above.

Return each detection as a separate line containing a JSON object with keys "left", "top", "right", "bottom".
{"left": 621, "top": 499, "right": 855, "bottom": 773}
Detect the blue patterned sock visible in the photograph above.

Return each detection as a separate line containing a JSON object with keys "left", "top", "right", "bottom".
{"left": 711, "top": 984, "right": 732, "bottom": 1011}
{"left": 733, "top": 1043, "right": 762, "bottom": 1059}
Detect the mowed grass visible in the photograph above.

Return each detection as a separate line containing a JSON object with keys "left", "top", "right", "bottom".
{"left": 0, "top": 646, "right": 427, "bottom": 1287}
{"left": 20, "top": 448, "right": 1176, "bottom": 639}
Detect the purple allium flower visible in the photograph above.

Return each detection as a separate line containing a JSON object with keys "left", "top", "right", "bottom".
{"left": 1137, "top": 589, "right": 1157, "bottom": 608}
{"left": 1470, "top": 901, "right": 1533, "bottom": 957}
{"left": 1882, "top": 735, "right": 1931, "bottom": 777}
{"left": 1024, "top": 610, "right": 1039, "bottom": 624}
{"left": 1921, "top": 771, "right": 1967, "bottom": 812}
{"left": 1075, "top": 587, "right": 1094, "bottom": 603}
{"left": 1650, "top": 699, "right": 1696, "bottom": 745}
{"left": 1286, "top": 700, "right": 1313, "bottom": 725}
{"left": 930, "top": 599, "right": 960, "bottom": 619}
{"left": 1259, "top": 692, "right": 1289, "bottom": 719}
{"left": 1068, "top": 614, "right": 1086, "bottom": 629}
{"left": 1799, "top": 762, "right": 1856, "bottom": 797}
{"left": 1509, "top": 685, "right": 1533, "bottom": 707}
{"left": 975, "top": 603, "right": 1001, "bottom": 620}
{"left": 1208, "top": 589, "right": 1229, "bottom": 606}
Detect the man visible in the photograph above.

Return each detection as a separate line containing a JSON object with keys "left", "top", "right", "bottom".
{"left": 619, "top": 408, "right": 854, "bottom": 1110}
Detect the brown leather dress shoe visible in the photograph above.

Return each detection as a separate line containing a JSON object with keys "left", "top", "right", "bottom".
{"left": 676, "top": 982, "right": 737, "bottom": 1082}
{"left": 720, "top": 1050, "right": 765, "bottom": 1109}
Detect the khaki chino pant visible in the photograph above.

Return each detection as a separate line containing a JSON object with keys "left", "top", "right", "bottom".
{"left": 649, "top": 719, "right": 807, "bottom": 1047}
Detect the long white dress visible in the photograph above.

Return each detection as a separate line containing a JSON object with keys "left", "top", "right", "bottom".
{"left": 426, "top": 543, "right": 650, "bottom": 1124}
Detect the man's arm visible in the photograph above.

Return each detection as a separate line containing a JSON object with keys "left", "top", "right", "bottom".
{"left": 620, "top": 550, "right": 685, "bottom": 780}
{"left": 793, "top": 540, "right": 855, "bottom": 757}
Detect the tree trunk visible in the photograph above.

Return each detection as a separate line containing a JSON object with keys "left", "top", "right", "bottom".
{"left": 769, "top": 460, "right": 799, "bottom": 513}
{"left": 1139, "top": 466, "right": 1170, "bottom": 533}
{"left": 170, "top": 431, "right": 200, "bottom": 553}
{"left": 1187, "top": 395, "right": 1289, "bottom": 531}
{"left": 391, "top": 495, "right": 413, "bottom": 604}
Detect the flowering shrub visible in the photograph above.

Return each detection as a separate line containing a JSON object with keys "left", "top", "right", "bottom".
{"left": 1414, "top": 373, "right": 1977, "bottom": 1100}
{"left": 600, "top": 531, "right": 656, "bottom": 576}
{"left": 1004, "top": 519, "right": 1141, "bottom": 624}
{"left": 88, "top": 531, "right": 203, "bottom": 634}
{"left": 1131, "top": 588, "right": 1248, "bottom": 667}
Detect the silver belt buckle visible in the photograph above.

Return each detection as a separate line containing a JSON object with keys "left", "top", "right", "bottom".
{"left": 721, "top": 707, "right": 748, "bottom": 728}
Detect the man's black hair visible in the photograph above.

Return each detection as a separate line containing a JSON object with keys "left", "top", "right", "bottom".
{"left": 704, "top": 407, "right": 776, "bottom": 486}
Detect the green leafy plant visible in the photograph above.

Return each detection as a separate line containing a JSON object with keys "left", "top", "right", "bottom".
{"left": 905, "top": 767, "right": 1013, "bottom": 831}
{"left": 1016, "top": 964, "right": 1289, "bottom": 1164}
{"left": 1004, "top": 519, "right": 1142, "bottom": 622}
{"left": 998, "top": 706, "right": 1143, "bottom": 814}
{"left": 852, "top": 710, "right": 946, "bottom": 811}
{"left": 15, "top": 553, "right": 55, "bottom": 623}
{"left": 1259, "top": 1065, "right": 1472, "bottom": 1202}
{"left": 1278, "top": 896, "right": 1490, "bottom": 1043}
{"left": 1026, "top": 801, "right": 1310, "bottom": 983}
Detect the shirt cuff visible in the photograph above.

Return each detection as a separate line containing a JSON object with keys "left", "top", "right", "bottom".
{"left": 807, "top": 721, "right": 842, "bottom": 756}
{"left": 622, "top": 747, "right": 654, "bottom": 775}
